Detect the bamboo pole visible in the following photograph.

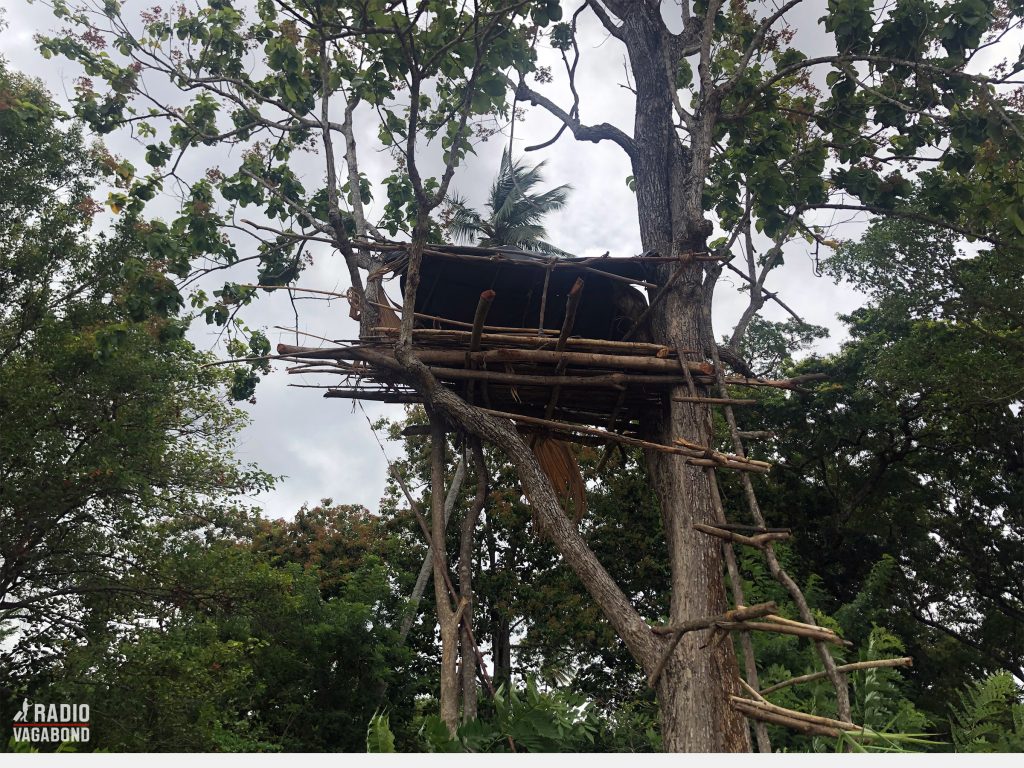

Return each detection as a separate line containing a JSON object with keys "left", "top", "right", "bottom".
{"left": 648, "top": 602, "right": 778, "bottom": 688}
{"left": 369, "top": 327, "right": 678, "bottom": 356}
{"left": 478, "top": 408, "right": 771, "bottom": 473}
{"left": 761, "top": 657, "right": 914, "bottom": 696}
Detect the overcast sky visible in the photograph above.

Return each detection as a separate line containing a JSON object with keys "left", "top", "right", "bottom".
{"left": 2, "top": 1, "right": 873, "bottom": 519}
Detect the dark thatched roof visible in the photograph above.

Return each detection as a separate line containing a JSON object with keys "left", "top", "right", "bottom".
{"left": 392, "top": 245, "right": 653, "bottom": 341}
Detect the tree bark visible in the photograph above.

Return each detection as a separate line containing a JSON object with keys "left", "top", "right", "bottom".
{"left": 458, "top": 440, "right": 487, "bottom": 722}
{"left": 620, "top": 4, "right": 750, "bottom": 752}
{"left": 430, "top": 419, "right": 461, "bottom": 734}
{"left": 643, "top": 305, "right": 750, "bottom": 752}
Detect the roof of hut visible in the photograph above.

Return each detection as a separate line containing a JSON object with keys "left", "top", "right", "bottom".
{"left": 387, "top": 245, "right": 655, "bottom": 340}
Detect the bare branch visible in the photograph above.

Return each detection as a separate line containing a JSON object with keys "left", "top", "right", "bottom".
{"left": 515, "top": 79, "right": 637, "bottom": 160}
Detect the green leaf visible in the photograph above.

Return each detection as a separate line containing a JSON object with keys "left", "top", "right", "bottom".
{"left": 366, "top": 712, "right": 396, "bottom": 753}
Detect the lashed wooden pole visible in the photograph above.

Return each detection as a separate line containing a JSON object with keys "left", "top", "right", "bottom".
{"left": 707, "top": 344, "right": 853, "bottom": 725}
{"left": 466, "top": 290, "right": 495, "bottom": 406}
{"left": 542, "top": 278, "right": 584, "bottom": 421}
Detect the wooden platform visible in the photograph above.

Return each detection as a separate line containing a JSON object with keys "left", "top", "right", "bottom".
{"left": 278, "top": 328, "right": 712, "bottom": 431}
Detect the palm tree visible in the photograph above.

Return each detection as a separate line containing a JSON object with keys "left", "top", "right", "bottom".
{"left": 446, "top": 150, "right": 573, "bottom": 256}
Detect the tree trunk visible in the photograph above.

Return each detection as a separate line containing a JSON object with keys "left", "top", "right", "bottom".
{"left": 485, "top": 512, "right": 513, "bottom": 690}
{"left": 458, "top": 440, "right": 487, "bottom": 722}
{"left": 621, "top": 5, "right": 751, "bottom": 752}
{"left": 642, "top": 288, "right": 749, "bottom": 752}
{"left": 430, "top": 420, "right": 460, "bottom": 734}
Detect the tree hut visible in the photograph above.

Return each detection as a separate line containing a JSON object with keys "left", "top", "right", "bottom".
{"left": 277, "top": 245, "right": 775, "bottom": 473}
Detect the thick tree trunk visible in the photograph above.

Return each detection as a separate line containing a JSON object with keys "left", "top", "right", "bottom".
{"left": 645, "top": 294, "right": 749, "bottom": 753}
{"left": 620, "top": 5, "right": 751, "bottom": 752}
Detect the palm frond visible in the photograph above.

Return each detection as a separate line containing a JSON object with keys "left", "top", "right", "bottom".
{"left": 445, "top": 194, "right": 485, "bottom": 243}
{"left": 473, "top": 150, "right": 573, "bottom": 255}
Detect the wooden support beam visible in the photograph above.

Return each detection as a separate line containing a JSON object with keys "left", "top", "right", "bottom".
{"left": 323, "top": 389, "right": 420, "bottom": 403}
{"left": 422, "top": 348, "right": 713, "bottom": 374}
{"left": 730, "top": 696, "right": 863, "bottom": 732}
{"left": 674, "top": 440, "right": 772, "bottom": 470}
{"left": 715, "top": 621, "right": 851, "bottom": 646}
{"left": 543, "top": 278, "right": 584, "bottom": 420}
{"left": 425, "top": 366, "right": 629, "bottom": 389}
{"left": 714, "top": 522, "right": 792, "bottom": 535}
{"left": 468, "top": 290, "right": 495, "bottom": 354}
{"left": 731, "top": 699, "right": 845, "bottom": 739}
{"left": 723, "top": 373, "right": 828, "bottom": 391}
{"left": 275, "top": 342, "right": 712, "bottom": 376}
{"left": 693, "top": 522, "right": 791, "bottom": 548}
{"left": 369, "top": 327, "right": 678, "bottom": 357}
{"left": 673, "top": 396, "right": 758, "bottom": 406}
{"left": 648, "top": 603, "right": 777, "bottom": 688}
{"left": 466, "top": 290, "right": 495, "bottom": 406}
{"left": 651, "top": 602, "right": 778, "bottom": 636}
{"left": 364, "top": 299, "right": 558, "bottom": 335}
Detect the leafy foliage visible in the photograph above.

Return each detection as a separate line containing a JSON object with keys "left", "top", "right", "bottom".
{"left": 0, "top": 55, "right": 273, "bottom": 685}
{"left": 366, "top": 712, "right": 396, "bottom": 753}
{"left": 950, "top": 673, "right": 1024, "bottom": 752}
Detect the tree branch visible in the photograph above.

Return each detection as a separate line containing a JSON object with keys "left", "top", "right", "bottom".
{"left": 515, "top": 80, "right": 638, "bottom": 161}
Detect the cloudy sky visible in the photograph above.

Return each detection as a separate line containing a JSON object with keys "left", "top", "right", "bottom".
{"left": 2, "top": 1, "right": 872, "bottom": 519}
